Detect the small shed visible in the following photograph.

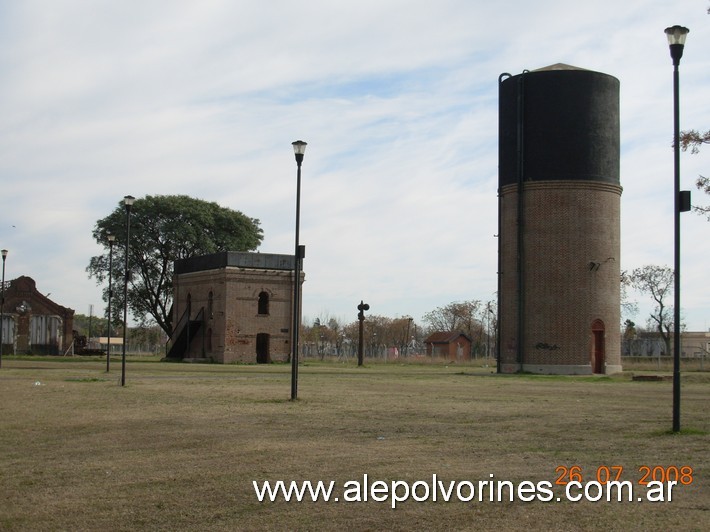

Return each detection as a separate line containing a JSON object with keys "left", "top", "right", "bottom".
{"left": 424, "top": 331, "right": 472, "bottom": 361}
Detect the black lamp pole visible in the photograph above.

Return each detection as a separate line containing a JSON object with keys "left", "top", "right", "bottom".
{"left": 357, "top": 301, "right": 370, "bottom": 367}
{"left": 121, "top": 196, "right": 135, "bottom": 387}
{"left": 0, "top": 249, "right": 7, "bottom": 368}
{"left": 106, "top": 234, "right": 115, "bottom": 372}
{"left": 291, "top": 141, "right": 306, "bottom": 400}
{"left": 665, "top": 25, "right": 689, "bottom": 433}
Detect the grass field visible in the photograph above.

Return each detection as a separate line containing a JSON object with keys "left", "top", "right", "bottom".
{"left": 1, "top": 357, "right": 708, "bottom": 531}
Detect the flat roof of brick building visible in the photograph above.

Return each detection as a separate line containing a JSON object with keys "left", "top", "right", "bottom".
{"left": 174, "top": 251, "right": 295, "bottom": 274}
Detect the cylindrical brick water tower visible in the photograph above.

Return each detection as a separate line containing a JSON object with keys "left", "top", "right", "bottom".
{"left": 497, "top": 64, "right": 622, "bottom": 374}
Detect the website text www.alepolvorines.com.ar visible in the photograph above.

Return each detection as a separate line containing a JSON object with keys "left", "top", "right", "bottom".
{"left": 253, "top": 473, "right": 681, "bottom": 509}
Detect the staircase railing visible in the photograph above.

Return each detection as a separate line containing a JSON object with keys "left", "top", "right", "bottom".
{"left": 165, "top": 304, "right": 190, "bottom": 358}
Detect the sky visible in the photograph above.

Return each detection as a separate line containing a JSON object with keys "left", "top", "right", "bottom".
{"left": 0, "top": 0, "right": 708, "bottom": 332}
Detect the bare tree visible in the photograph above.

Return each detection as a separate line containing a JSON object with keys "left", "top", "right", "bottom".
{"left": 679, "top": 129, "right": 710, "bottom": 219}
{"left": 680, "top": 129, "right": 710, "bottom": 220}
{"left": 422, "top": 300, "right": 486, "bottom": 356}
{"left": 620, "top": 270, "right": 639, "bottom": 322}
{"left": 422, "top": 301, "right": 482, "bottom": 335}
{"left": 301, "top": 315, "right": 345, "bottom": 360}
{"left": 629, "top": 265, "right": 675, "bottom": 355}
{"left": 680, "top": 129, "right": 710, "bottom": 154}
{"left": 679, "top": 0, "right": 709, "bottom": 216}
{"left": 693, "top": 175, "right": 710, "bottom": 220}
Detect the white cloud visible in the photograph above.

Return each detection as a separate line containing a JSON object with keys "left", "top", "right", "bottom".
{"left": 0, "top": 0, "right": 708, "bottom": 331}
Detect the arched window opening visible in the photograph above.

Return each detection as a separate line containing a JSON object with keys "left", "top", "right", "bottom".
{"left": 258, "top": 291, "right": 269, "bottom": 315}
{"left": 208, "top": 291, "right": 214, "bottom": 319}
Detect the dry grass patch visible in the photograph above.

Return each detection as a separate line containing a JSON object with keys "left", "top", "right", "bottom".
{"left": 0, "top": 359, "right": 708, "bottom": 531}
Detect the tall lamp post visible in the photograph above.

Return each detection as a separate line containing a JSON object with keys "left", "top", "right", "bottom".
{"left": 0, "top": 249, "right": 7, "bottom": 368}
{"left": 357, "top": 301, "right": 369, "bottom": 367}
{"left": 486, "top": 302, "right": 491, "bottom": 361}
{"left": 121, "top": 196, "right": 135, "bottom": 387}
{"left": 489, "top": 305, "right": 496, "bottom": 362}
{"left": 291, "top": 141, "right": 306, "bottom": 400}
{"left": 665, "top": 25, "right": 690, "bottom": 433}
{"left": 106, "top": 234, "right": 116, "bottom": 372}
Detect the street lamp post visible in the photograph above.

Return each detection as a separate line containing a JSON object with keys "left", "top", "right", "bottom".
{"left": 488, "top": 304, "right": 496, "bottom": 361}
{"left": 106, "top": 234, "right": 115, "bottom": 372}
{"left": 665, "top": 25, "right": 690, "bottom": 433}
{"left": 486, "top": 302, "right": 491, "bottom": 362}
{"left": 357, "top": 301, "right": 369, "bottom": 367}
{"left": 0, "top": 249, "right": 7, "bottom": 368}
{"left": 404, "top": 316, "right": 412, "bottom": 357}
{"left": 291, "top": 141, "right": 306, "bottom": 400}
{"left": 121, "top": 196, "right": 135, "bottom": 387}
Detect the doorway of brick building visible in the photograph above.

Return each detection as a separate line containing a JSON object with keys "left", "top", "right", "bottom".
{"left": 591, "top": 320, "right": 605, "bottom": 374}
{"left": 256, "top": 333, "right": 270, "bottom": 363}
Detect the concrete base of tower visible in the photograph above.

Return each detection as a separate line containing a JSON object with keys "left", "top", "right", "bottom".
{"left": 500, "top": 363, "right": 623, "bottom": 375}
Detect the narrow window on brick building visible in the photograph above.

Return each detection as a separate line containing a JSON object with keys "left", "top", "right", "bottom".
{"left": 207, "top": 328, "right": 213, "bottom": 352}
{"left": 258, "top": 291, "right": 269, "bottom": 315}
{"left": 187, "top": 293, "right": 192, "bottom": 317}
{"left": 208, "top": 291, "right": 214, "bottom": 319}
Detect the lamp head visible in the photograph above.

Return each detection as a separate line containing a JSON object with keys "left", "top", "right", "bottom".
{"left": 123, "top": 195, "right": 135, "bottom": 212}
{"left": 107, "top": 234, "right": 116, "bottom": 244}
{"left": 292, "top": 140, "right": 307, "bottom": 165}
{"left": 665, "top": 25, "right": 689, "bottom": 45}
{"left": 1, "top": 249, "right": 7, "bottom": 259}
{"left": 665, "top": 25, "right": 689, "bottom": 65}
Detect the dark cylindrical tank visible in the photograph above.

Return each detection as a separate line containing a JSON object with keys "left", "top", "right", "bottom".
{"left": 499, "top": 64, "right": 620, "bottom": 186}
{"left": 497, "top": 64, "right": 622, "bottom": 375}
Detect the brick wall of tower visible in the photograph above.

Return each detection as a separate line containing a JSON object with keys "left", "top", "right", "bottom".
{"left": 499, "top": 180, "right": 622, "bottom": 374}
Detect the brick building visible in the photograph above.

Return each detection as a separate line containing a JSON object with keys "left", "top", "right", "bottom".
{"left": 680, "top": 331, "right": 710, "bottom": 358}
{"left": 497, "top": 64, "right": 622, "bottom": 374}
{"left": 0, "top": 276, "right": 75, "bottom": 355}
{"left": 168, "top": 251, "right": 302, "bottom": 363}
{"left": 423, "top": 332, "right": 472, "bottom": 361}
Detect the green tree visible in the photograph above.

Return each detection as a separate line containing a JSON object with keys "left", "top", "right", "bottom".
{"left": 128, "top": 325, "right": 167, "bottom": 355}
{"left": 622, "top": 319, "right": 637, "bottom": 340}
{"left": 73, "top": 313, "right": 109, "bottom": 338}
{"left": 87, "top": 195, "right": 263, "bottom": 335}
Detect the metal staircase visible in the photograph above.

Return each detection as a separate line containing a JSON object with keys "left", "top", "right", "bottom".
{"left": 165, "top": 305, "right": 204, "bottom": 360}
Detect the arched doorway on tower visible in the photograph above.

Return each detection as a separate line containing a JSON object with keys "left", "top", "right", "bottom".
{"left": 591, "top": 319, "right": 605, "bottom": 374}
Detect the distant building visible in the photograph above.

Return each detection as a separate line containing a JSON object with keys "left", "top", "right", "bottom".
{"left": 623, "top": 331, "right": 710, "bottom": 359}
{"left": 424, "top": 332, "right": 472, "bottom": 361}
{"left": 0, "top": 276, "right": 74, "bottom": 355}
{"left": 167, "top": 252, "right": 302, "bottom": 363}
{"left": 681, "top": 331, "right": 710, "bottom": 358}
{"left": 621, "top": 332, "right": 666, "bottom": 357}
{"left": 96, "top": 337, "right": 123, "bottom": 355}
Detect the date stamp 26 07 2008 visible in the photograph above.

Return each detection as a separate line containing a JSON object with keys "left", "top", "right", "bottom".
{"left": 554, "top": 465, "right": 694, "bottom": 487}
{"left": 554, "top": 465, "right": 694, "bottom": 503}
